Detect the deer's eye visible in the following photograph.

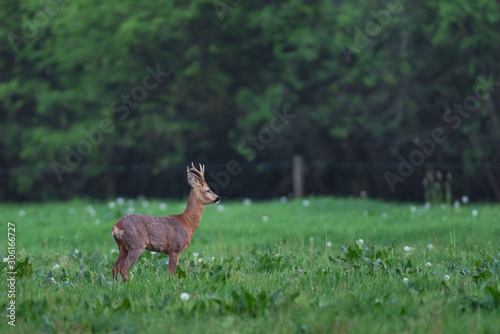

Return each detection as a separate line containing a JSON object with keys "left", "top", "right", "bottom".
{"left": 206, "top": 190, "right": 210, "bottom": 193}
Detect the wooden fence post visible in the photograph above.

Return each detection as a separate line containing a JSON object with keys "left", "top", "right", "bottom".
{"left": 293, "top": 155, "right": 304, "bottom": 198}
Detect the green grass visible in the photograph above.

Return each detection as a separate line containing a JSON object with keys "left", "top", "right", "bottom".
{"left": 1, "top": 197, "right": 499, "bottom": 333}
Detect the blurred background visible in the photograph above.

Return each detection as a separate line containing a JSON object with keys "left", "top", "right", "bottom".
{"left": 1, "top": 0, "right": 499, "bottom": 202}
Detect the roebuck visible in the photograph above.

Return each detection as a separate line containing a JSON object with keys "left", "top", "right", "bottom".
{"left": 112, "top": 163, "right": 220, "bottom": 282}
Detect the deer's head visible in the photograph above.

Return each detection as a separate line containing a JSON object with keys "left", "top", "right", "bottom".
{"left": 187, "top": 163, "right": 221, "bottom": 204}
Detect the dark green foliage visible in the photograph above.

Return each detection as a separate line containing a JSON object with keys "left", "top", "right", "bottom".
{"left": 1, "top": 0, "right": 500, "bottom": 201}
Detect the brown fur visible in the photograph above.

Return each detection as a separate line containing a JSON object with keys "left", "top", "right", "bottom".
{"left": 111, "top": 164, "right": 220, "bottom": 282}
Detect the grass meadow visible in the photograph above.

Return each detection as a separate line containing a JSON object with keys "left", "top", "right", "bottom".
{"left": 1, "top": 197, "right": 499, "bottom": 333}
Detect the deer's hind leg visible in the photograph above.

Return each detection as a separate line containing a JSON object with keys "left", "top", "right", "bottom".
{"left": 119, "top": 247, "right": 145, "bottom": 282}
{"left": 112, "top": 242, "right": 129, "bottom": 280}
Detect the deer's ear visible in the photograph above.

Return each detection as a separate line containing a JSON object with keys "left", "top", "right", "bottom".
{"left": 187, "top": 171, "right": 198, "bottom": 187}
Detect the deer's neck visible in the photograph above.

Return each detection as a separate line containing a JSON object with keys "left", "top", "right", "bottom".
{"left": 181, "top": 190, "right": 204, "bottom": 234}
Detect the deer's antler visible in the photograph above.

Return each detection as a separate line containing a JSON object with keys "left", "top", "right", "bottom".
{"left": 188, "top": 162, "right": 205, "bottom": 182}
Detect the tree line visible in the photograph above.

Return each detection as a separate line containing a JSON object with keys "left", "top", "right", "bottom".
{"left": 1, "top": 0, "right": 499, "bottom": 202}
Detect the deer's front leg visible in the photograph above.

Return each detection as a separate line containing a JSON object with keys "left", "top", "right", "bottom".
{"left": 168, "top": 252, "right": 180, "bottom": 279}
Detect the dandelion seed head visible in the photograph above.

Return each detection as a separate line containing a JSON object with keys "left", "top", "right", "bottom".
{"left": 159, "top": 203, "right": 167, "bottom": 210}
{"left": 461, "top": 196, "right": 469, "bottom": 204}
{"left": 3, "top": 258, "right": 8, "bottom": 262}
{"left": 180, "top": 293, "right": 190, "bottom": 301}
{"left": 262, "top": 215, "right": 269, "bottom": 222}
{"left": 472, "top": 209, "right": 478, "bottom": 217}
{"left": 19, "top": 209, "right": 26, "bottom": 217}
{"left": 326, "top": 241, "right": 332, "bottom": 248}
{"left": 302, "top": 200, "right": 310, "bottom": 207}
{"left": 243, "top": 198, "right": 252, "bottom": 206}
{"left": 280, "top": 196, "right": 287, "bottom": 203}
{"left": 425, "top": 262, "right": 431, "bottom": 267}
{"left": 52, "top": 264, "right": 60, "bottom": 270}
{"left": 110, "top": 249, "right": 117, "bottom": 254}
{"left": 403, "top": 277, "right": 409, "bottom": 283}
{"left": 444, "top": 275, "right": 450, "bottom": 281}
{"left": 108, "top": 201, "right": 116, "bottom": 209}
{"left": 410, "top": 206, "right": 417, "bottom": 213}
{"left": 116, "top": 197, "right": 124, "bottom": 205}
{"left": 427, "top": 244, "right": 434, "bottom": 249}
{"left": 193, "top": 252, "right": 199, "bottom": 257}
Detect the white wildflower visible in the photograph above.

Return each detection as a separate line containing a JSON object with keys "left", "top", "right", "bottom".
{"left": 211, "top": 257, "right": 215, "bottom": 261}
{"left": 461, "top": 196, "right": 469, "bottom": 204}
{"left": 19, "top": 209, "right": 26, "bottom": 217}
{"left": 424, "top": 202, "right": 431, "bottom": 209}
{"left": 74, "top": 249, "right": 79, "bottom": 254}
{"left": 425, "top": 262, "right": 431, "bottom": 267}
{"left": 427, "top": 244, "right": 434, "bottom": 249}
{"left": 360, "top": 190, "right": 367, "bottom": 198}
{"left": 440, "top": 203, "right": 447, "bottom": 209}
{"left": 193, "top": 252, "right": 199, "bottom": 258}
{"left": 95, "top": 220, "right": 101, "bottom": 225}
{"left": 358, "top": 239, "right": 364, "bottom": 245}
{"left": 108, "top": 201, "right": 116, "bottom": 209}
{"left": 326, "top": 241, "right": 332, "bottom": 248}
{"left": 3, "top": 258, "right": 8, "bottom": 262}
{"left": 217, "top": 205, "right": 225, "bottom": 212}
{"left": 444, "top": 275, "right": 450, "bottom": 281}
{"left": 52, "top": 264, "right": 60, "bottom": 270}
{"left": 280, "top": 196, "right": 287, "bottom": 203}
{"left": 472, "top": 209, "right": 478, "bottom": 217}
{"left": 159, "top": 203, "right": 167, "bottom": 210}
{"left": 404, "top": 246, "right": 413, "bottom": 252}
{"left": 403, "top": 277, "right": 409, "bottom": 283}
{"left": 410, "top": 206, "right": 417, "bottom": 213}
{"left": 198, "top": 258, "right": 203, "bottom": 263}
{"left": 180, "top": 293, "right": 189, "bottom": 301}
{"left": 142, "top": 201, "right": 149, "bottom": 208}
{"left": 302, "top": 199, "right": 310, "bottom": 207}
{"left": 453, "top": 201, "right": 461, "bottom": 209}
{"left": 151, "top": 252, "right": 156, "bottom": 255}
{"left": 243, "top": 198, "right": 252, "bottom": 206}
{"left": 126, "top": 207, "right": 134, "bottom": 214}
{"left": 116, "top": 197, "right": 125, "bottom": 205}
{"left": 262, "top": 215, "right": 269, "bottom": 222}
{"left": 110, "top": 249, "right": 117, "bottom": 254}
